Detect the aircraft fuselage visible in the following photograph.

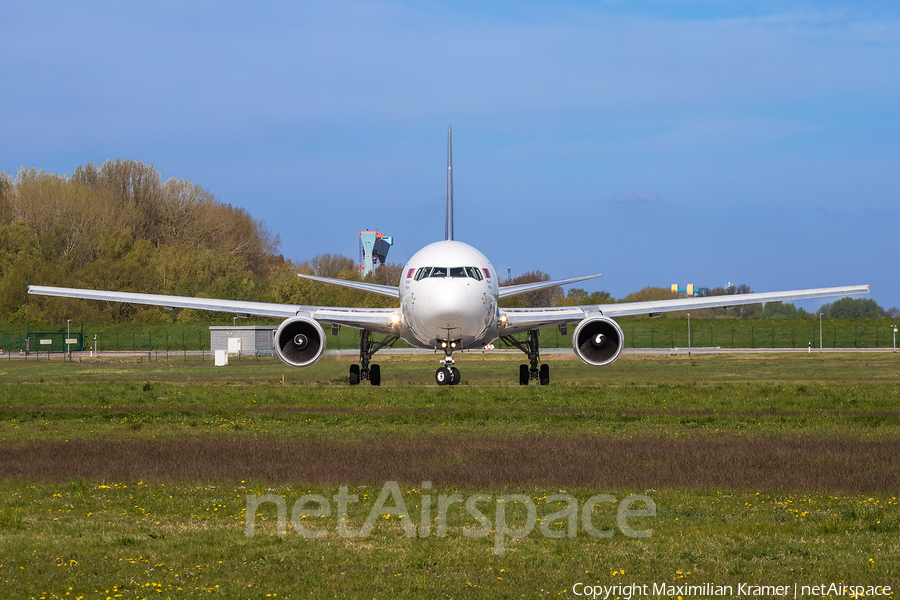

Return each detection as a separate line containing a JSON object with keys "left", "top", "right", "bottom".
{"left": 398, "top": 240, "right": 500, "bottom": 349}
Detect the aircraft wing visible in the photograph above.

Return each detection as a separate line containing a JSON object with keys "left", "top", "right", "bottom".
{"left": 499, "top": 284, "right": 870, "bottom": 335}
{"left": 27, "top": 285, "right": 399, "bottom": 335}
{"left": 296, "top": 274, "right": 399, "bottom": 298}
{"left": 499, "top": 274, "right": 602, "bottom": 299}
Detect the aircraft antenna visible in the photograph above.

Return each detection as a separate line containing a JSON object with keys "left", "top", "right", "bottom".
{"left": 445, "top": 125, "right": 454, "bottom": 241}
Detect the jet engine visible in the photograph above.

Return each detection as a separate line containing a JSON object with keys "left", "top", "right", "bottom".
{"left": 274, "top": 316, "right": 326, "bottom": 367}
{"left": 572, "top": 315, "right": 624, "bottom": 367}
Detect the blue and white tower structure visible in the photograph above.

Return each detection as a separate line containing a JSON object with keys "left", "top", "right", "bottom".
{"left": 358, "top": 230, "right": 393, "bottom": 276}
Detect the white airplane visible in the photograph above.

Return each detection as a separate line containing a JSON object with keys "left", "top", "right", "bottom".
{"left": 29, "top": 127, "right": 869, "bottom": 386}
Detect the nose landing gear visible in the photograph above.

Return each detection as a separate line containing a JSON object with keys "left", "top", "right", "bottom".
{"left": 435, "top": 340, "right": 461, "bottom": 386}
{"left": 435, "top": 366, "right": 460, "bottom": 385}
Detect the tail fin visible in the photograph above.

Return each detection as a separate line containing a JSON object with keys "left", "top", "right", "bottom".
{"left": 445, "top": 125, "right": 454, "bottom": 241}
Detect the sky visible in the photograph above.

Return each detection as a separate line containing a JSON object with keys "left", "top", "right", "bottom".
{"left": 2, "top": 1, "right": 898, "bottom": 310}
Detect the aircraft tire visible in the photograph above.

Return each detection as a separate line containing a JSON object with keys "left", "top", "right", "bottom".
{"left": 435, "top": 367, "right": 452, "bottom": 385}
{"left": 370, "top": 364, "right": 381, "bottom": 386}
{"left": 519, "top": 364, "right": 529, "bottom": 385}
{"left": 450, "top": 367, "right": 460, "bottom": 385}
{"left": 349, "top": 364, "right": 360, "bottom": 386}
{"left": 539, "top": 364, "right": 549, "bottom": 386}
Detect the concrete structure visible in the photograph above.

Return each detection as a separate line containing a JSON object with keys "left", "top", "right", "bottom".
{"left": 358, "top": 230, "right": 393, "bottom": 276}
{"left": 671, "top": 284, "right": 709, "bottom": 297}
{"left": 209, "top": 326, "right": 277, "bottom": 356}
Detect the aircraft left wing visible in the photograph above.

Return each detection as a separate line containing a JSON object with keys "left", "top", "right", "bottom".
{"left": 499, "top": 284, "right": 870, "bottom": 335}
{"left": 27, "top": 285, "right": 399, "bottom": 335}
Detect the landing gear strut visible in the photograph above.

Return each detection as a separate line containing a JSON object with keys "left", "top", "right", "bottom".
{"left": 501, "top": 329, "right": 549, "bottom": 386}
{"left": 435, "top": 340, "right": 461, "bottom": 386}
{"left": 349, "top": 329, "right": 398, "bottom": 386}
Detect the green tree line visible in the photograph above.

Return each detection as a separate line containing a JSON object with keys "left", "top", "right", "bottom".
{"left": 0, "top": 160, "right": 284, "bottom": 323}
{"left": 1, "top": 161, "right": 894, "bottom": 325}
{"left": 0, "top": 160, "right": 406, "bottom": 324}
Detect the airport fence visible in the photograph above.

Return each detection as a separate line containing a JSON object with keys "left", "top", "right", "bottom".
{"left": 0, "top": 321, "right": 413, "bottom": 356}
{"left": 502, "top": 317, "right": 900, "bottom": 351}
{"left": 0, "top": 317, "right": 897, "bottom": 356}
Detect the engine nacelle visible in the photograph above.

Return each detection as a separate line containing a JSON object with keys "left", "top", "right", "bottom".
{"left": 572, "top": 315, "right": 624, "bottom": 367}
{"left": 274, "top": 316, "right": 326, "bottom": 367}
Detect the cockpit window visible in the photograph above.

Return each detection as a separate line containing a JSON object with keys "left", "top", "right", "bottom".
{"left": 414, "top": 266, "right": 484, "bottom": 280}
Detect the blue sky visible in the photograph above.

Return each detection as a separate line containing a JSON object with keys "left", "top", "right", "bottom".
{"left": 2, "top": 1, "right": 898, "bottom": 309}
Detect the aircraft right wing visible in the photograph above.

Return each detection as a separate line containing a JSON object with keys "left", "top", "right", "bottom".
{"left": 296, "top": 274, "right": 399, "bottom": 298}
{"left": 498, "top": 274, "right": 603, "bottom": 299}
{"left": 499, "top": 284, "right": 870, "bottom": 335}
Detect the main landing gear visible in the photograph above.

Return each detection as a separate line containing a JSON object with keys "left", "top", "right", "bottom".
{"left": 435, "top": 340, "right": 461, "bottom": 386}
{"left": 349, "top": 329, "right": 399, "bottom": 386}
{"left": 501, "top": 329, "right": 550, "bottom": 386}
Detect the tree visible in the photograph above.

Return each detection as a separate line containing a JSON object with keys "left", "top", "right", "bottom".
{"left": 298, "top": 253, "right": 356, "bottom": 278}
{"left": 499, "top": 270, "right": 562, "bottom": 308}
{"left": 367, "top": 262, "right": 404, "bottom": 287}
{"left": 98, "top": 158, "right": 164, "bottom": 244}
{"left": 1, "top": 159, "right": 285, "bottom": 323}
{"left": 700, "top": 283, "right": 763, "bottom": 318}
{"left": 820, "top": 297, "right": 885, "bottom": 319}
{"left": 555, "top": 288, "right": 613, "bottom": 307}
{"left": 706, "top": 285, "right": 737, "bottom": 297}
{"left": 761, "top": 301, "right": 809, "bottom": 319}
{"left": 0, "top": 172, "right": 11, "bottom": 225}
{"left": 619, "top": 286, "right": 679, "bottom": 303}
{"left": 704, "top": 285, "right": 736, "bottom": 317}
{"left": 0, "top": 222, "right": 40, "bottom": 321}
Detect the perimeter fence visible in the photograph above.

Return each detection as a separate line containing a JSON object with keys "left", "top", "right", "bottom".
{"left": 509, "top": 318, "right": 899, "bottom": 351}
{"left": 0, "top": 317, "right": 897, "bottom": 356}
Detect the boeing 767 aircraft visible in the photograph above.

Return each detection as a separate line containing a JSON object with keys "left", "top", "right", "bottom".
{"left": 29, "top": 128, "right": 869, "bottom": 386}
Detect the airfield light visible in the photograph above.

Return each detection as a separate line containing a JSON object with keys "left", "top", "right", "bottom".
{"left": 893, "top": 325, "right": 898, "bottom": 353}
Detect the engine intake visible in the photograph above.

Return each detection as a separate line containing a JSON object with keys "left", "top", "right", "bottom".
{"left": 572, "top": 315, "right": 624, "bottom": 367}
{"left": 274, "top": 316, "right": 326, "bottom": 367}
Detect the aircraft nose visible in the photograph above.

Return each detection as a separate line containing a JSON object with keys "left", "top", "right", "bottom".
{"left": 428, "top": 280, "right": 468, "bottom": 321}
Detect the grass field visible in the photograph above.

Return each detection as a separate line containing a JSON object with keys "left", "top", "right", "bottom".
{"left": 1, "top": 352, "right": 899, "bottom": 598}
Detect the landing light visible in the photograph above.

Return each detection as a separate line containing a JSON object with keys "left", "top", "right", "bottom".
{"left": 450, "top": 342, "right": 456, "bottom": 348}
{"left": 499, "top": 315, "right": 507, "bottom": 323}
{"left": 441, "top": 341, "right": 447, "bottom": 348}
{"left": 390, "top": 314, "right": 401, "bottom": 326}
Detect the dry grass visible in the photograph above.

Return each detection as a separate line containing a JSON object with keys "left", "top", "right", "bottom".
{"left": 3, "top": 433, "right": 898, "bottom": 493}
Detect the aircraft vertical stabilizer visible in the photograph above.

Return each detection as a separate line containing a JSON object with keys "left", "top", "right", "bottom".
{"left": 445, "top": 125, "right": 454, "bottom": 241}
